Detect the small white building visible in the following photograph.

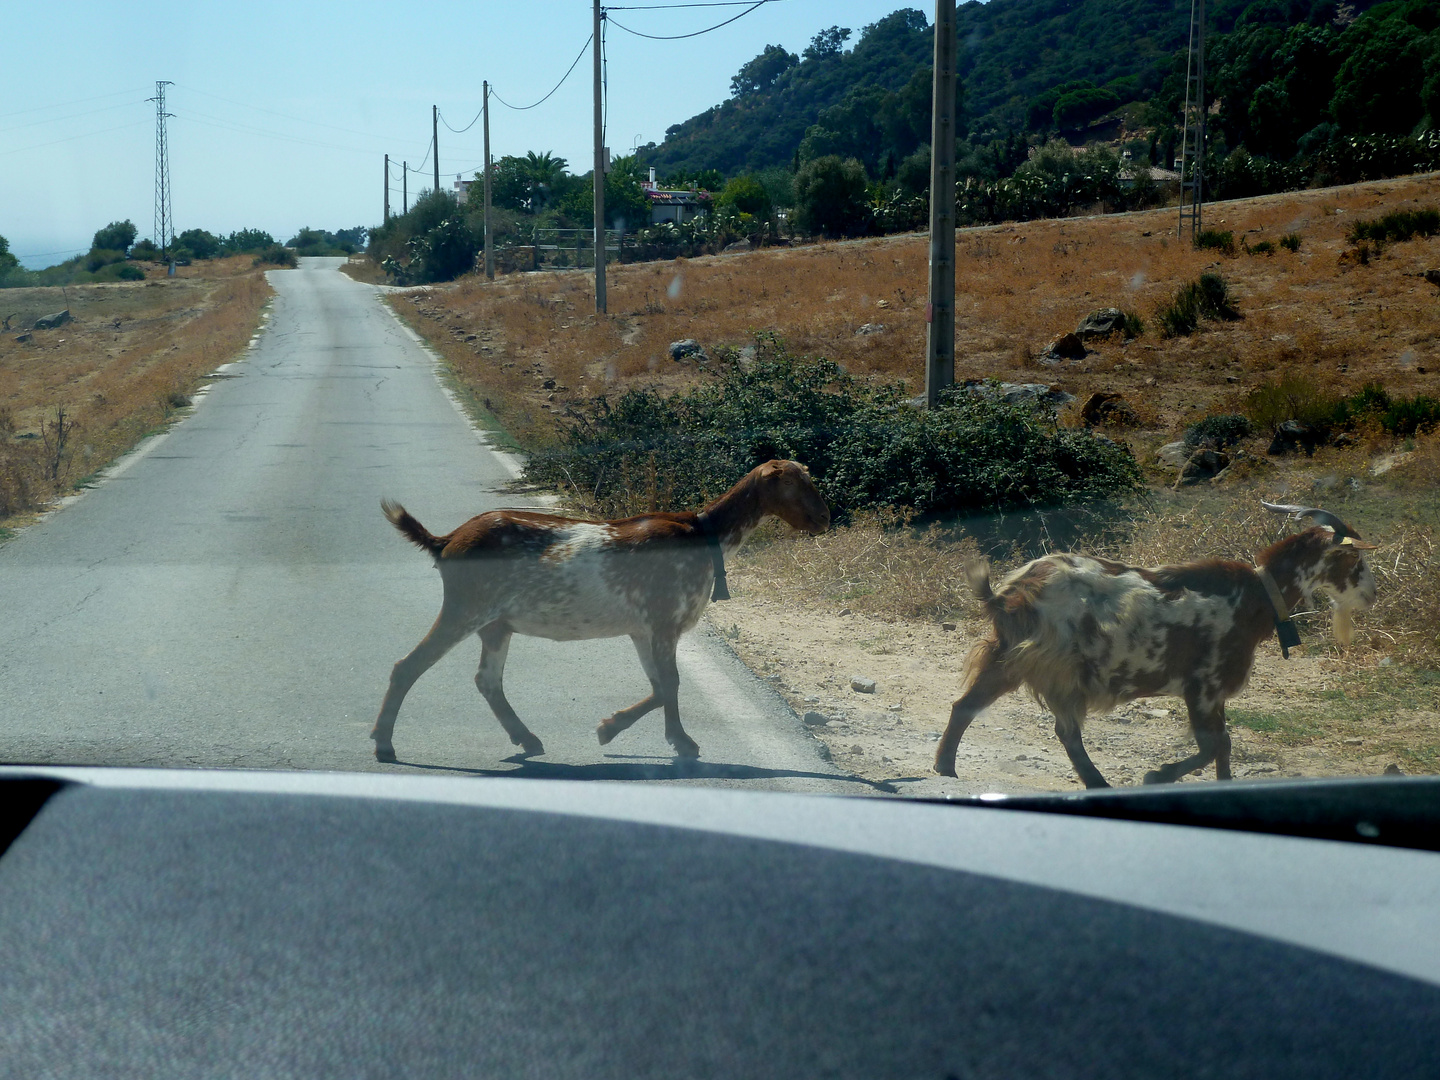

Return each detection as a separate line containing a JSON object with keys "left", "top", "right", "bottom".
{"left": 453, "top": 174, "right": 474, "bottom": 205}
{"left": 639, "top": 167, "right": 710, "bottom": 225}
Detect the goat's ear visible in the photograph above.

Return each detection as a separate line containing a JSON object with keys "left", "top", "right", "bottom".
{"left": 760, "top": 460, "right": 785, "bottom": 477}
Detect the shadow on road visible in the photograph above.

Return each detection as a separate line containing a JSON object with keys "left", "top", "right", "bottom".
{"left": 388, "top": 752, "right": 898, "bottom": 794}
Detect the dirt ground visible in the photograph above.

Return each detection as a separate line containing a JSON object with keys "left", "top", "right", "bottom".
{"left": 710, "top": 584, "right": 1425, "bottom": 796}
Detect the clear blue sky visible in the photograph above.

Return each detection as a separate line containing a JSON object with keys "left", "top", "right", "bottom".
{"left": 2, "top": 1, "right": 926, "bottom": 268}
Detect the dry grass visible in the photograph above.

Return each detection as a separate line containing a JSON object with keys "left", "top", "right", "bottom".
{"left": 0, "top": 256, "right": 272, "bottom": 526}
{"left": 385, "top": 172, "right": 1440, "bottom": 456}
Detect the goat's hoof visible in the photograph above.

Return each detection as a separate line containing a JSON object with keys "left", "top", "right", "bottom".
{"left": 933, "top": 757, "right": 957, "bottom": 778}
{"left": 518, "top": 737, "right": 545, "bottom": 757}
{"left": 671, "top": 740, "right": 701, "bottom": 759}
{"left": 374, "top": 743, "right": 397, "bottom": 764}
{"left": 1142, "top": 769, "right": 1168, "bottom": 785}
{"left": 596, "top": 721, "right": 617, "bottom": 746}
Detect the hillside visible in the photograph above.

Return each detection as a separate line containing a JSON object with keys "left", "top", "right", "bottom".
{"left": 640, "top": 0, "right": 1401, "bottom": 179}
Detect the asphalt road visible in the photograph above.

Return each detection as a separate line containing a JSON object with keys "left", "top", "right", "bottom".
{"left": 0, "top": 258, "right": 866, "bottom": 793}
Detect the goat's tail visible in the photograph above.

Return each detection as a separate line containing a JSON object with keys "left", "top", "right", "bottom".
{"left": 381, "top": 499, "right": 446, "bottom": 558}
{"left": 964, "top": 559, "right": 994, "bottom": 604}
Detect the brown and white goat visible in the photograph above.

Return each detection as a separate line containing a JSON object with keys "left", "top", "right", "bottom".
{"left": 372, "top": 460, "right": 830, "bottom": 763}
{"left": 934, "top": 504, "right": 1377, "bottom": 788}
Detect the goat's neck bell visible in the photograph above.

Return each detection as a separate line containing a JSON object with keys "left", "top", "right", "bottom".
{"left": 1256, "top": 565, "right": 1301, "bottom": 659}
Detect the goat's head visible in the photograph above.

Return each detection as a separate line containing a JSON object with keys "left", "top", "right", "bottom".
{"left": 1261, "top": 502, "right": 1378, "bottom": 645}
{"left": 753, "top": 459, "right": 831, "bottom": 535}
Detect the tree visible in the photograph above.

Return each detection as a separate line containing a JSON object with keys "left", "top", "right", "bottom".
{"left": 0, "top": 234, "right": 18, "bottom": 274}
{"left": 92, "top": 220, "right": 137, "bottom": 253}
{"left": 730, "top": 44, "right": 797, "bottom": 96}
{"left": 605, "top": 155, "right": 653, "bottom": 231}
{"left": 1330, "top": 18, "right": 1432, "bottom": 135}
{"left": 220, "top": 229, "right": 275, "bottom": 255}
{"left": 174, "top": 228, "right": 220, "bottom": 260}
{"left": 793, "top": 155, "right": 871, "bottom": 237}
{"left": 718, "top": 175, "right": 771, "bottom": 217}
{"left": 802, "top": 25, "right": 851, "bottom": 62}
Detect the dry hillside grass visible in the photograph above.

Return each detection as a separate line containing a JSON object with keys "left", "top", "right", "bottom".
{"left": 0, "top": 256, "right": 272, "bottom": 529}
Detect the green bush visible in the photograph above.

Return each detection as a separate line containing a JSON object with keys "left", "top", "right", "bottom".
{"left": 252, "top": 245, "right": 297, "bottom": 268}
{"left": 1184, "top": 413, "right": 1252, "bottom": 448}
{"left": 1248, "top": 240, "right": 1275, "bottom": 255}
{"left": 175, "top": 228, "right": 221, "bottom": 260}
{"left": 1244, "top": 377, "right": 1440, "bottom": 438}
{"left": 524, "top": 335, "right": 1140, "bottom": 520}
{"left": 84, "top": 248, "right": 126, "bottom": 273}
{"left": 1195, "top": 229, "right": 1236, "bottom": 255}
{"left": 1348, "top": 208, "right": 1440, "bottom": 250}
{"left": 1279, "top": 233, "right": 1302, "bottom": 252}
{"left": 92, "top": 220, "right": 137, "bottom": 253}
{"left": 1157, "top": 272, "right": 1240, "bottom": 338}
{"left": 130, "top": 239, "right": 160, "bottom": 261}
{"left": 1244, "top": 374, "right": 1338, "bottom": 432}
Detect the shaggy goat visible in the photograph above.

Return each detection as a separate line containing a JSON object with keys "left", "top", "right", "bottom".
{"left": 372, "top": 460, "right": 829, "bottom": 763}
{"left": 933, "top": 503, "right": 1377, "bottom": 787}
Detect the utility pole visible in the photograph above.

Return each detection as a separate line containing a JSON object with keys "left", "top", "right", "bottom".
{"left": 384, "top": 154, "right": 390, "bottom": 222}
{"left": 149, "top": 80, "right": 175, "bottom": 260}
{"left": 403, "top": 163, "right": 408, "bottom": 215}
{"left": 925, "top": 1, "right": 957, "bottom": 407}
{"left": 483, "top": 80, "right": 494, "bottom": 280}
{"left": 592, "top": 0, "right": 607, "bottom": 314}
{"left": 1178, "top": 0, "right": 1206, "bottom": 240}
{"left": 433, "top": 105, "right": 440, "bottom": 197}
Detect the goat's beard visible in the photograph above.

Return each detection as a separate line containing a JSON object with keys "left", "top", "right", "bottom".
{"left": 1332, "top": 606, "right": 1354, "bottom": 647}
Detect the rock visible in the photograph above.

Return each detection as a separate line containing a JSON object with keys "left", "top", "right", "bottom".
{"left": 668, "top": 338, "right": 708, "bottom": 363}
{"left": 941, "top": 622, "right": 956, "bottom": 631}
{"left": 1176, "top": 448, "right": 1229, "bottom": 486}
{"left": 802, "top": 711, "right": 828, "bottom": 727}
{"left": 876, "top": 299, "right": 889, "bottom": 308}
{"left": 1156, "top": 441, "right": 1191, "bottom": 467}
{"left": 1079, "top": 391, "right": 1140, "bottom": 428}
{"left": 33, "top": 309, "right": 71, "bottom": 330}
{"left": 1075, "top": 308, "right": 1126, "bottom": 340}
{"left": 851, "top": 676, "right": 877, "bottom": 694}
{"left": 1043, "top": 332, "right": 1087, "bottom": 359}
{"left": 1342, "top": 737, "right": 1363, "bottom": 745}
{"left": 1424, "top": 269, "right": 1440, "bottom": 287}
{"left": 541, "top": 378, "right": 556, "bottom": 390}
{"left": 14, "top": 333, "right": 32, "bottom": 343}
{"left": 721, "top": 239, "right": 752, "bottom": 254}
{"left": 855, "top": 323, "right": 886, "bottom": 335}
{"left": 734, "top": 344, "right": 757, "bottom": 370}
{"left": 1384, "top": 763, "right": 1405, "bottom": 776}
{"left": 1267, "top": 419, "right": 1324, "bottom": 457}
{"left": 887, "top": 703, "right": 902, "bottom": 711}
{"left": 838, "top": 608, "right": 852, "bottom": 616}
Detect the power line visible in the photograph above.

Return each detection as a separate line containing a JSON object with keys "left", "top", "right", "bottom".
{"left": 174, "top": 83, "right": 408, "bottom": 145}
{"left": 0, "top": 98, "right": 147, "bottom": 136}
{"left": 439, "top": 107, "right": 482, "bottom": 134}
{"left": 491, "top": 34, "right": 593, "bottom": 111}
{"left": 605, "top": 0, "right": 771, "bottom": 39}
{"left": 0, "top": 86, "right": 147, "bottom": 122}
{"left": 0, "top": 118, "right": 150, "bottom": 158}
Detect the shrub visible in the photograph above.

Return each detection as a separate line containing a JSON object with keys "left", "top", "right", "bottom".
{"left": 717, "top": 175, "right": 771, "bottom": 218}
{"left": 1248, "top": 240, "right": 1275, "bottom": 255}
{"left": 1157, "top": 272, "right": 1240, "bottom": 338}
{"left": 84, "top": 248, "right": 126, "bottom": 273}
{"left": 1347, "top": 207, "right": 1440, "bottom": 250}
{"left": 130, "top": 239, "right": 160, "bottom": 261}
{"left": 113, "top": 263, "right": 145, "bottom": 281}
{"left": 524, "top": 335, "right": 1140, "bottom": 521}
{"left": 1244, "top": 374, "right": 1339, "bottom": 432}
{"left": 253, "top": 245, "right": 297, "bottom": 268}
{"left": 1280, "top": 233, "right": 1302, "bottom": 252}
{"left": 175, "top": 229, "right": 221, "bottom": 260}
{"left": 1245, "top": 377, "right": 1440, "bottom": 439}
{"left": 1195, "top": 229, "right": 1236, "bottom": 255}
{"left": 1184, "top": 413, "right": 1252, "bottom": 449}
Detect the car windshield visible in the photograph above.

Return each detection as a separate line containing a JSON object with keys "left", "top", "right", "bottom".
{"left": 1, "top": 1, "right": 1436, "bottom": 799}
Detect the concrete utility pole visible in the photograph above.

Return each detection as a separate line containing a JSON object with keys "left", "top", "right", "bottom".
{"left": 925, "top": 0, "right": 957, "bottom": 408}
{"left": 403, "top": 163, "right": 408, "bottom": 215}
{"left": 384, "top": 154, "right": 390, "bottom": 222}
{"left": 433, "top": 105, "right": 440, "bottom": 196}
{"left": 592, "top": 0, "right": 607, "bottom": 314}
{"left": 483, "top": 81, "right": 494, "bottom": 280}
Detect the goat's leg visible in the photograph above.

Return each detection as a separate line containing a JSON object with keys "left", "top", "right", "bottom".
{"left": 597, "top": 634, "right": 665, "bottom": 746}
{"left": 934, "top": 648, "right": 1021, "bottom": 777}
{"left": 1144, "top": 695, "right": 1228, "bottom": 784}
{"left": 654, "top": 635, "right": 699, "bottom": 759}
{"left": 475, "top": 622, "right": 545, "bottom": 757}
{"left": 1052, "top": 703, "right": 1110, "bottom": 789}
{"left": 372, "top": 609, "right": 471, "bottom": 763}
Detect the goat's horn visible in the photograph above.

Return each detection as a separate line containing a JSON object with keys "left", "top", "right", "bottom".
{"left": 1260, "top": 501, "right": 1358, "bottom": 539}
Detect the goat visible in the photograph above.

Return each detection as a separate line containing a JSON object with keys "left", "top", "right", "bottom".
{"left": 934, "top": 503, "right": 1377, "bottom": 788}
{"left": 372, "top": 460, "right": 830, "bottom": 763}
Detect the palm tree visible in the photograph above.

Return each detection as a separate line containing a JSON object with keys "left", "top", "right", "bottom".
{"left": 523, "top": 151, "right": 568, "bottom": 212}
